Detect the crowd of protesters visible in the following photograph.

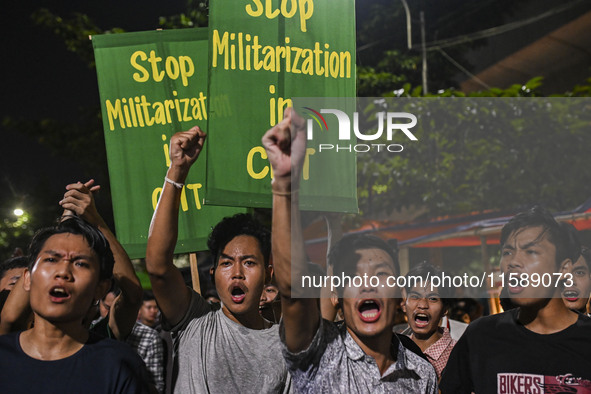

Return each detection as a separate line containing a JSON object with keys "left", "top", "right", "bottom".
{"left": 0, "top": 109, "right": 590, "bottom": 393}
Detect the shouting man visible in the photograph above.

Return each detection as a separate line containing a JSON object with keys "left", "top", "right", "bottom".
{"left": 263, "top": 109, "right": 437, "bottom": 392}
{"left": 146, "top": 127, "right": 290, "bottom": 393}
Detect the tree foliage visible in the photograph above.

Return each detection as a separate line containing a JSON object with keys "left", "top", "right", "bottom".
{"left": 158, "top": 0, "right": 209, "bottom": 29}
{"left": 31, "top": 8, "right": 123, "bottom": 69}
{"left": 0, "top": 211, "right": 34, "bottom": 258}
{"left": 357, "top": 77, "right": 591, "bottom": 219}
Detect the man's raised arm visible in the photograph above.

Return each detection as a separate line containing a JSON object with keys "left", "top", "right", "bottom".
{"left": 145, "top": 127, "right": 206, "bottom": 327}
{"left": 60, "top": 179, "right": 143, "bottom": 339}
{"left": 263, "top": 109, "right": 319, "bottom": 352}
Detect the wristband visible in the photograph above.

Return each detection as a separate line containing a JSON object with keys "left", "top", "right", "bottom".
{"left": 165, "top": 177, "right": 184, "bottom": 189}
{"left": 272, "top": 189, "right": 298, "bottom": 196}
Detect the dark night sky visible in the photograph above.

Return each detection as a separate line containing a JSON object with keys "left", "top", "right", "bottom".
{"left": 4, "top": 1, "right": 188, "bottom": 119}
{"left": 0, "top": 1, "right": 188, "bottom": 222}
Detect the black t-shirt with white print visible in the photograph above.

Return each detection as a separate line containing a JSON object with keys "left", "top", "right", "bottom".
{"left": 440, "top": 308, "right": 591, "bottom": 394}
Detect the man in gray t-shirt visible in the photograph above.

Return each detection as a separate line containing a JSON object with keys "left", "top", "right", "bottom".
{"left": 166, "top": 290, "right": 290, "bottom": 393}
{"left": 146, "top": 127, "right": 290, "bottom": 393}
{"left": 263, "top": 110, "right": 437, "bottom": 393}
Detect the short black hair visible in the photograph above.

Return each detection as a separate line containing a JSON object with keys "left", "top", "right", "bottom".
{"left": 328, "top": 233, "right": 400, "bottom": 279}
{"left": 404, "top": 261, "right": 452, "bottom": 307}
{"left": 500, "top": 205, "right": 579, "bottom": 267}
{"left": 106, "top": 281, "right": 121, "bottom": 298}
{"left": 559, "top": 222, "right": 583, "bottom": 264}
{"left": 207, "top": 213, "right": 271, "bottom": 268}
{"left": 0, "top": 256, "right": 29, "bottom": 281}
{"left": 28, "top": 216, "right": 114, "bottom": 281}
{"left": 578, "top": 246, "right": 591, "bottom": 270}
{"left": 143, "top": 290, "right": 155, "bottom": 302}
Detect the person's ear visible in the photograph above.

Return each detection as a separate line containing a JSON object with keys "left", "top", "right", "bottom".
{"left": 23, "top": 268, "right": 31, "bottom": 292}
{"left": 94, "top": 279, "right": 111, "bottom": 302}
{"left": 209, "top": 265, "right": 217, "bottom": 287}
{"left": 330, "top": 291, "right": 341, "bottom": 310}
{"left": 265, "top": 261, "right": 273, "bottom": 285}
{"left": 442, "top": 302, "right": 449, "bottom": 316}
{"left": 399, "top": 288, "right": 407, "bottom": 311}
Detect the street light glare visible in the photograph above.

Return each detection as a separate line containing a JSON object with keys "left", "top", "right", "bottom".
{"left": 14, "top": 208, "right": 24, "bottom": 217}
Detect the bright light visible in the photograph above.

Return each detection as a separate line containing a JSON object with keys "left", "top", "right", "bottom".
{"left": 13, "top": 208, "right": 24, "bottom": 217}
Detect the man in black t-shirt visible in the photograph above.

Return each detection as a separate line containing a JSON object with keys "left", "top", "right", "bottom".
{"left": 0, "top": 217, "right": 149, "bottom": 393}
{"left": 440, "top": 206, "right": 591, "bottom": 394}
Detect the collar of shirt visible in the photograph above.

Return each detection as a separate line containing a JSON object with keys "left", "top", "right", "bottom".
{"left": 342, "top": 326, "right": 365, "bottom": 361}
{"left": 340, "top": 324, "right": 420, "bottom": 379}
{"left": 423, "top": 326, "right": 453, "bottom": 362}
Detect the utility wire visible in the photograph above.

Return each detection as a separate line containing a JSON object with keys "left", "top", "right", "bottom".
{"left": 436, "top": 48, "right": 492, "bottom": 90}
{"left": 426, "top": 0, "right": 585, "bottom": 51}
{"left": 357, "top": 0, "right": 585, "bottom": 53}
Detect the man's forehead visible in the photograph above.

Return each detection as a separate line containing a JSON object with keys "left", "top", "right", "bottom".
{"left": 505, "top": 226, "right": 549, "bottom": 245}
{"left": 573, "top": 256, "right": 590, "bottom": 270}
{"left": 40, "top": 233, "right": 95, "bottom": 254}
{"left": 354, "top": 248, "right": 394, "bottom": 266}
{"left": 222, "top": 235, "right": 263, "bottom": 256}
{"left": 408, "top": 283, "right": 440, "bottom": 295}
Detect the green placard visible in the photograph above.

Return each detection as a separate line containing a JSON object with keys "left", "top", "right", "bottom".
{"left": 93, "top": 29, "right": 245, "bottom": 258}
{"left": 206, "top": 0, "right": 358, "bottom": 212}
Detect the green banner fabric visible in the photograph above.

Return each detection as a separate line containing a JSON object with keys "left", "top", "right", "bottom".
{"left": 206, "top": 0, "right": 358, "bottom": 212}
{"left": 93, "top": 29, "right": 245, "bottom": 259}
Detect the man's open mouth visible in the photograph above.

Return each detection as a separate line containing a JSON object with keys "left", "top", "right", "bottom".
{"left": 506, "top": 274, "right": 524, "bottom": 295}
{"left": 49, "top": 286, "right": 70, "bottom": 302}
{"left": 413, "top": 313, "right": 430, "bottom": 329}
{"left": 507, "top": 285, "right": 524, "bottom": 295}
{"left": 562, "top": 289, "right": 580, "bottom": 302}
{"left": 230, "top": 285, "right": 246, "bottom": 303}
{"left": 358, "top": 299, "right": 381, "bottom": 323}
